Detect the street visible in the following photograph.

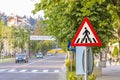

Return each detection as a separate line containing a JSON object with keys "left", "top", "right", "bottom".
{"left": 0, "top": 54, "right": 66, "bottom": 80}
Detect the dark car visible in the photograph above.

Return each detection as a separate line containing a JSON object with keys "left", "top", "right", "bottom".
{"left": 15, "top": 54, "right": 29, "bottom": 63}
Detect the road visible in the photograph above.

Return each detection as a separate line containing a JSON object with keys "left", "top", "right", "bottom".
{"left": 96, "top": 62, "right": 120, "bottom": 80}
{"left": 0, "top": 54, "right": 66, "bottom": 80}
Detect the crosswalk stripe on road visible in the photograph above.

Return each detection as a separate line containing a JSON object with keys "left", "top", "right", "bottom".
{"left": 43, "top": 70, "right": 48, "bottom": 72}
{"left": 31, "top": 70, "right": 38, "bottom": 72}
{"left": 0, "top": 69, "right": 7, "bottom": 72}
{"left": 0, "top": 69, "right": 60, "bottom": 73}
{"left": 19, "top": 69, "right": 27, "bottom": 72}
{"left": 54, "top": 70, "right": 59, "bottom": 73}
{"left": 8, "top": 69, "right": 16, "bottom": 72}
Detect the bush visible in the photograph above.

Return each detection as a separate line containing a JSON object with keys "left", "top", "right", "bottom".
{"left": 66, "top": 59, "right": 96, "bottom": 80}
{"left": 89, "top": 74, "right": 96, "bottom": 80}
{"left": 68, "top": 74, "right": 77, "bottom": 80}
{"left": 68, "top": 73, "right": 96, "bottom": 80}
{"left": 65, "top": 59, "right": 76, "bottom": 71}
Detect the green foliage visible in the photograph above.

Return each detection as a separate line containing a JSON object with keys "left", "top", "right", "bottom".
{"left": 33, "top": 0, "right": 116, "bottom": 53}
{"left": 60, "top": 42, "right": 68, "bottom": 51}
{"left": 0, "top": 21, "right": 15, "bottom": 50}
{"left": 106, "top": 1, "right": 119, "bottom": 29}
{"left": 65, "top": 59, "right": 76, "bottom": 71}
{"left": 30, "top": 20, "right": 58, "bottom": 54}
{"left": 105, "top": 0, "right": 120, "bottom": 48}
{"left": 88, "top": 74, "right": 96, "bottom": 80}
{"left": 11, "top": 27, "right": 30, "bottom": 51}
{"left": 67, "top": 71, "right": 96, "bottom": 80}
{"left": 68, "top": 73, "right": 77, "bottom": 80}
{"left": 112, "top": 46, "right": 118, "bottom": 58}
{"left": 0, "top": 20, "right": 56, "bottom": 55}
{"left": 0, "top": 21, "right": 4, "bottom": 38}
{"left": 30, "top": 40, "right": 56, "bottom": 54}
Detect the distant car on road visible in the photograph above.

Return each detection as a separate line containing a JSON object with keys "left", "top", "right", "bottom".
{"left": 36, "top": 52, "right": 43, "bottom": 58}
{"left": 15, "top": 54, "right": 29, "bottom": 63}
{"left": 47, "top": 53, "right": 53, "bottom": 56}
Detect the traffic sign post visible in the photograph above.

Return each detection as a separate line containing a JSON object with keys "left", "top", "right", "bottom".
{"left": 71, "top": 17, "right": 102, "bottom": 80}
{"left": 84, "top": 47, "right": 88, "bottom": 80}
{"left": 76, "top": 46, "right": 85, "bottom": 75}
{"left": 76, "top": 46, "right": 93, "bottom": 75}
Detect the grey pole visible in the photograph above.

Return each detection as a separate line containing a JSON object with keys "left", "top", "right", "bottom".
{"left": 71, "top": 52, "right": 72, "bottom": 72}
{"left": 84, "top": 47, "right": 88, "bottom": 80}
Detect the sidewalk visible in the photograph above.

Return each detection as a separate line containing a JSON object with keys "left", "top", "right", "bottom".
{"left": 96, "top": 62, "right": 120, "bottom": 80}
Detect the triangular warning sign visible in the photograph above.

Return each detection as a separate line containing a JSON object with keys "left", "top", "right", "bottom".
{"left": 71, "top": 17, "right": 102, "bottom": 46}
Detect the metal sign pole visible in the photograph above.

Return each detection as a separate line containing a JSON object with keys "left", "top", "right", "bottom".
{"left": 84, "top": 47, "right": 88, "bottom": 80}
{"left": 71, "top": 53, "right": 72, "bottom": 72}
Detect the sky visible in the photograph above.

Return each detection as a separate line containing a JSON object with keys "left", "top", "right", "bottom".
{"left": 0, "top": 0, "right": 44, "bottom": 18}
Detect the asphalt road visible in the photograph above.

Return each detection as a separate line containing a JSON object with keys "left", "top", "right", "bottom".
{"left": 0, "top": 54, "right": 66, "bottom": 80}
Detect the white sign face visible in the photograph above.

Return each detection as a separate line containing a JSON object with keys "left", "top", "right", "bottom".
{"left": 75, "top": 22, "right": 98, "bottom": 44}
{"left": 30, "top": 35, "right": 56, "bottom": 40}
{"left": 76, "top": 46, "right": 85, "bottom": 75}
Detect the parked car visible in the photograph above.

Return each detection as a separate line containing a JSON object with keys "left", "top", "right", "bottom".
{"left": 15, "top": 54, "right": 29, "bottom": 63}
{"left": 36, "top": 52, "right": 43, "bottom": 58}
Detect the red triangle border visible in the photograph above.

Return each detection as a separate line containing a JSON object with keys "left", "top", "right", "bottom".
{"left": 71, "top": 17, "right": 102, "bottom": 46}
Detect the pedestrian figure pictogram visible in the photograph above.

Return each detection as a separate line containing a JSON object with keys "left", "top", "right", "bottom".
{"left": 81, "top": 27, "right": 92, "bottom": 43}
{"left": 71, "top": 17, "right": 102, "bottom": 46}
{"left": 76, "top": 27, "right": 97, "bottom": 43}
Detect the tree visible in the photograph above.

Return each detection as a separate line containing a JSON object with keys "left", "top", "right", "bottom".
{"left": 0, "top": 21, "right": 14, "bottom": 54}
{"left": 0, "top": 21, "right": 6, "bottom": 52}
{"left": 105, "top": 0, "right": 120, "bottom": 54}
{"left": 0, "top": 21, "right": 4, "bottom": 39}
{"left": 30, "top": 20, "right": 57, "bottom": 54}
{"left": 34, "top": 20, "right": 45, "bottom": 35}
{"left": 33, "top": 0, "right": 116, "bottom": 52}
{"left": 11, "top": 27, "right": 30, "bottom": 53}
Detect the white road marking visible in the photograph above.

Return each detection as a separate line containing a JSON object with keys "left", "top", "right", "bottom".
{"left": 8, "top": 69, "right": 16, "bottom": 72}
{"left": 54, "top": 70, "right": 59, "bottom": 73}
{"left": 31, "top": 70, "right": 38, "bottom": 72}
{"left": 19, "top": 56, "right": 55, "bottom": 68}
{"left": 0, "top": 69, "right": 7, "bottom": 72}
{"left": 43, "top": 70, "right": 48, "bottom": 72}
{"left": 0, "top": 69, "right": 61, "bottom": 73}
{"left": 19, "top": 69, "right": 27, "bottom": 72}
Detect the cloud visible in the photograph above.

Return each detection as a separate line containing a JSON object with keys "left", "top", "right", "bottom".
{"left": 0, "top": 0, "right": 42, "bottom": 18}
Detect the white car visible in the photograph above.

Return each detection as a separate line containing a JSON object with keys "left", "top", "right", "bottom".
{"left": 47, "top": 53, "right": 53, "bottom": 56}
{"left": 36, "top": 52, "right": 43, "bottom": 58}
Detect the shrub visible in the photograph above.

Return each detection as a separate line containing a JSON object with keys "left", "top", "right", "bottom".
{"left": 65, "top": 59, "right": 76, "bottom": 71}
{"left": 88, "top": 74, "right": 96, "bottom": 80}
{"left": 67, "top": 71, "right": 96, "bottom": 80}
{"left": 68, "top": 74, "right": 77, "bottom": 80}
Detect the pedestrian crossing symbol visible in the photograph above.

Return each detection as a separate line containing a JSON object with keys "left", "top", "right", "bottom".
{"left": 71, "top": 17, "right": 102, "bottom": 46}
